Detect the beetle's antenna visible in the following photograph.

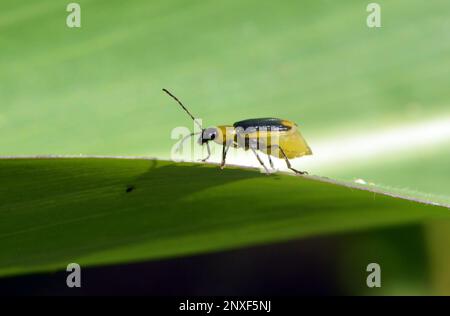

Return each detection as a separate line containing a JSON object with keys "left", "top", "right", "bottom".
{"left": 162, "top": 88, "right": 202, "bottom": 129}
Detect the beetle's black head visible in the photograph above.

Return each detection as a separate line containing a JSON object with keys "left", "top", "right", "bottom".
{"left": 198, "top": 127, "right": 218, "bottom": 145}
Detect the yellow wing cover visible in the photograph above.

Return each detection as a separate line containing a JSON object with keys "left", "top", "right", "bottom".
{"left": 233, "top": 118, "right": 312, "bottom": 159}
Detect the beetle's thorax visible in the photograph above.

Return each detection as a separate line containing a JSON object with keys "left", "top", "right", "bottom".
{"left": 211, "top": 125, "right": 233, "bottom": 144}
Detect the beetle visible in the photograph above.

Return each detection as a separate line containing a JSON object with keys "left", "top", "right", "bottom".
{"left": 163, "top": 88, "right": 312, "bottom": 174}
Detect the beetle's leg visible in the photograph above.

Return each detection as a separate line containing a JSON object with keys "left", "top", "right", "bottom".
{"left": 251, "top": 148, "right": 270, "bottom": 174}
{"left": 267, "top": 153, "right": 274, "bottom": 169}
{"left": 200, "top": 142, "right": 211, "bottom": 162}
{"left": 220, "top": 142, "right": 231, "bottom": 169}
{"left": 176, "top": 132, "right": 199, "bottom": 154}
{"left": 278, "top": 146, "right": 308, "bottom": 175}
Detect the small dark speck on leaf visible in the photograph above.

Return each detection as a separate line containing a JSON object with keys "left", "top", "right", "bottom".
{"left": 126, "top": 185, "right": 135, "bottom": 193}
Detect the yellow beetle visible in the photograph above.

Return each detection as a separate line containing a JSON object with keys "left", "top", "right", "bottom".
{"left": 163, "top": 89, "right": 312, "bottom": 174}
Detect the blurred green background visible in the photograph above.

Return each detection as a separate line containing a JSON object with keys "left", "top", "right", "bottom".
{"left": 0, "top": 0, "right": 449, "bottom": 295}
{"left": 1, "top": 0, "right": 449, "bottom": 202}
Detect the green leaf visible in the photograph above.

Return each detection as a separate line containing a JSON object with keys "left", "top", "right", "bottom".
{"left": 0, "top": 158, "right": 448, "bottom": 278}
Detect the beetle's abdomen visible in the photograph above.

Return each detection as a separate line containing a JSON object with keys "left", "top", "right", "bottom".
{"left": 275, "top": 131, "right": 312, "bottom": 158}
